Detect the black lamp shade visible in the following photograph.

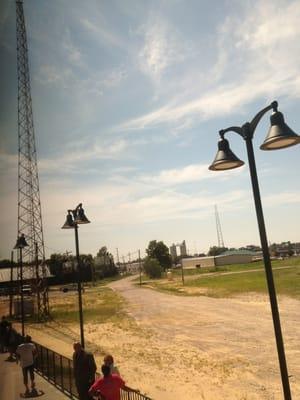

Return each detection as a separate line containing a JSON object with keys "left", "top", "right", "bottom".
{"left": 75, "top": 207, "right": 90, "bottom": 224}
{"left": 62, "top": 212, "right": 75, "bottom": 229}
{"left": 260, "top": 111, "right": 300, "bottom": 150}
{"left": 209, "top": 138, "right": 244, "bottom": 171}
{"left": 14, "top": 233, "right": 29, "bottom": 249}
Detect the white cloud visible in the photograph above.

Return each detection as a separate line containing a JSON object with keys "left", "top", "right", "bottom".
{"left": 264, "top": 191, "right": 300, "bottom": 207}
{"left": 38, "top": 138, "right": 130, "bottom": 175}
{"left": 235, "top": 1, "right": 300, "bottom": 50}
{"left": 138, "top": 16, "right": 190, "bottom": 81}
{"left": 80, "top": 17, "right": 125, "bottom": 48}
{"left": 119, "top": 0, "right": 300, "bottom": 132}
{"left": 62, "top": 30, "right": 83, "bottom": 66}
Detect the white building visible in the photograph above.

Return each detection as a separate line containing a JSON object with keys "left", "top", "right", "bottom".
{"left": 181, "top": 250, "right": 258, "bottom": 269}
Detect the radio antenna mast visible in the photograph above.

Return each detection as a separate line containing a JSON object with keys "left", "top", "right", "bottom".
{"left": 214, "top": 205, "right": 224, "bottom": 248}
{"left": 16, "top": 0, "right": 49, "bottom": 319}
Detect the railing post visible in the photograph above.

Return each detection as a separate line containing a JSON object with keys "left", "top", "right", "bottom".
{"left": 46, "top": 348, "right": 49, "bottom": 378}
{"left": 68, "top": 359, "right": 72, "bottom": 397}
{"left": 40, "top": 345, "right": 44, "bottom": 375}
{"left": 53, "top": 351, "right": 56, "bottom": 385}
{"left": 60, "top": 355, "right": 63, "bottom": 389}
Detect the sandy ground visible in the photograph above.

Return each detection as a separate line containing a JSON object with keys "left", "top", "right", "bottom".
{"left": 2, "top": 276, "right": 299, "bottom": 400}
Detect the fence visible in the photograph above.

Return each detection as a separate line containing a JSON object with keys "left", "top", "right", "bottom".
{"left": 34, "top": 342, "right": 152, "bottom": 400}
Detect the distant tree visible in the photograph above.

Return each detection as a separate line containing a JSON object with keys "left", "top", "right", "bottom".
{"left": 146, "top": 240, "right": 172, "bottom": 270}
{"left": 269, "top": 243, "right": 279, "bottom": 257}
{"left": 207, "top": 246, "right": 228, "bottom": 256}
{"left": 47, "top": 253, "right": 67, "bottom": 277}
{"left": 47, "top": 253, "right": 93, "bottom": 282}
{"left": 94, "top": 246, "right": 118, "bottom": 279}
{"left": 144, "top": 258, "right": 162, "bottom": 279}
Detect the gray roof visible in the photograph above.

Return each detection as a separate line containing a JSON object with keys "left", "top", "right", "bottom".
{"left": 220, "top": 250, "right": 258, "bottom": 256}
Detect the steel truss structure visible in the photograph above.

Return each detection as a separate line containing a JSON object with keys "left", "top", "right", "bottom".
{"left": 214, "top": 205, "right": 224, "bottom": 248}
{"left": 16, "top": 0, "right": 49, "bottom": 319}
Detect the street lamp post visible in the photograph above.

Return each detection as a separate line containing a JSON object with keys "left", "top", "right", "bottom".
{"left": 209, "top": 100, "right": 300, "bottom": 400}
{"left": 62, "top": 203, "right": 90, "bottom": 348}
{"left": 9, "top": 250, "right": 14, "bottom": 318}
{"left": 14, "top": 234, "right": 29, "bottom": 338}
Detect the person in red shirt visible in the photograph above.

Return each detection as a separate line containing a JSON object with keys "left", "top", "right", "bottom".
{"left": 88, "top": 364, "right": 133, "bottom": 400}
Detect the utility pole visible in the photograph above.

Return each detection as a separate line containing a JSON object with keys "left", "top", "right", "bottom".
{"left": 128, "top": 252, "right": 131, "bottom": 271}
{"left": 116, "top": 248, "right": 120, "bottom": 264}
{"left": 138, "top": 249, "right": 142, "bottom": 286}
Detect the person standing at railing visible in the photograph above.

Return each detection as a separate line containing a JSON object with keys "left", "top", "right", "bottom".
{"left": 103, "top": 354, "right": 120, "bottom": 376}
{"left": 73, "top": 342, "right": 97, "bottom": 400}
{"left": 16, "top": 335, "right": 38, "bottom": 397}
{"left": 88, "top": 364, "right": 134, "bottom": 400}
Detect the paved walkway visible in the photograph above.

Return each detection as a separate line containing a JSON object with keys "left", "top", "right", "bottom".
{"left": 0, "top": 353, "right": 68, "bottom": 400}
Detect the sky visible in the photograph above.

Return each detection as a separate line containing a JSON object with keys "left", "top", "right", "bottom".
{"left": 0, "top": 0, "right": 300, "bottom": 261}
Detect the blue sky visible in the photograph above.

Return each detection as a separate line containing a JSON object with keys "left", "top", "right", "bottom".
{"left": 0, "top": 0, "right": 299, "bottom": 260}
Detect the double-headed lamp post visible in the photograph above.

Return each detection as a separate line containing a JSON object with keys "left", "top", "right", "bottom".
{"left": 209, "top": 100, "right": 300, "bottom": 400}
{"left": 61, "top": 203, "right": 90, "bottom": 348}
{"left": 14, "top": 233, "right": 29, "bottom": 338}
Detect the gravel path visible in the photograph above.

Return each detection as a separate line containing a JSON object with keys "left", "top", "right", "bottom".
{"left": 109, "top": 275, "right": 300, "bottom": 399}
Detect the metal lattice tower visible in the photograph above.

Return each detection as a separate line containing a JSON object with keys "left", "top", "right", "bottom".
{"left": 16, "top": 0, "right": 49, "bottom": 319}
{"left": 214, "top": 205, "right": 224, "bottom": 248}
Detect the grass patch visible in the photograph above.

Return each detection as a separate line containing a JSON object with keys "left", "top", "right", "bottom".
{"left": 187, "top": 267, "right": 300, "bottom": 298}
{"left": 50, "top": 285, "right": 127, "bottom": 324}
{"left": 142, "top": 258, "right": 300, "bottom": 299}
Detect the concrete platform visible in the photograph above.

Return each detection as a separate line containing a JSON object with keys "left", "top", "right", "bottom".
{"left": 0, "top": 353, "right": 68, "bottom": 400}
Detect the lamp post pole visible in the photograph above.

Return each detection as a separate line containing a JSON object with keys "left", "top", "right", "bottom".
{"left": 9, "top": 250, "right": 14, "bottom": 318}
{"left": 244, "top": 132, "right": 291, "bottom": 400}
{"left": 14, "top": 234, "right": 28, "bottom": 338}
{"left": 209, "top": 101, "right": 300, "bottom": 400}
{"left": 74, "top": 223, "right": 85, "bottom": 349}
{"left": 62, "top": 204, "right": 90, "bottom": 349}
{"left": 19, "top": 246, "right": 25, "bottom": 338}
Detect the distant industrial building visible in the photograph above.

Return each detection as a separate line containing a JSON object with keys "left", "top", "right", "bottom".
{"left": 181, "top": 250, "right": 259, "bottom": 269}
{"left": 169, "top": 240, "right": 187, "bottom": 260}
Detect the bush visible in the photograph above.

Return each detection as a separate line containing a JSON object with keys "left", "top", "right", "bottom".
{"left": 144, "top": 258, "right": 163, "bottom": 279}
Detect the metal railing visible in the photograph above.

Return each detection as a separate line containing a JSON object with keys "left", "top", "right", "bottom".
{"left": 34, "top": 342, "right": 152, "bottom": 400}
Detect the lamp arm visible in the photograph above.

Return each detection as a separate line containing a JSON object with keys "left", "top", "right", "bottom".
{"left": 219, "top": 126, "right": 243, "bottom": 138}
{"left": 249, "top": 101, "right": 277, "bottom": 134}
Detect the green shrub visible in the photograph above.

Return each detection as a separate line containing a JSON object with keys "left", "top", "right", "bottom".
{"left": 144, "top": 258, "right": 163, "bottom": 279}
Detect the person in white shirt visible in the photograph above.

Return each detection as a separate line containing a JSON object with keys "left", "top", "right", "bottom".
{"left": 16, "top": 335, "right": 37, "bottom": 396}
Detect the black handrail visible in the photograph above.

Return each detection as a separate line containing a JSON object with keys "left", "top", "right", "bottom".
{"left": 33, "top": 342, "right": 152, "bottom": 400}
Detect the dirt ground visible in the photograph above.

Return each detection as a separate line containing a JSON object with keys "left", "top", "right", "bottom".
{"left": 2, "top": 276, "right": 299, "bottom": 400}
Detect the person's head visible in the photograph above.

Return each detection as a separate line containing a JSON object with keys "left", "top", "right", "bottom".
{"left": 104, "top": 354, "right": 114, "bottom": 366}
{"left": 73, "top": 342, "right": 83, "bottom": 354}
{"left": 25, "top": 335, "right": 32, "bottom": 343}
{"left": 101, "top": 364, "right": 111, "bottom": 378}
